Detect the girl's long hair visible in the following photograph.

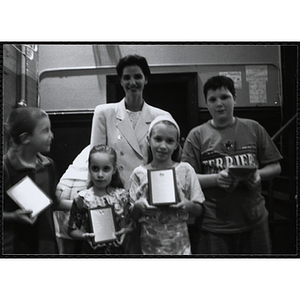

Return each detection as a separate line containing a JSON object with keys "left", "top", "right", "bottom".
{"left": 87, "top": 145, "right": 124, "bottom": 190}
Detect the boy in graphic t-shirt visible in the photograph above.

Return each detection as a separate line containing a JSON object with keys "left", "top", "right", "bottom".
{"left": 182, "top": 75, "right": 282, "bottom": 254}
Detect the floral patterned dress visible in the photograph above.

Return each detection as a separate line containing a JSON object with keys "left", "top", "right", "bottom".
{"left": 68, "top": 186, "right": 132, "bottom": 254}
{"left": 130, "top": 162, "right": 205, "bottom": 255}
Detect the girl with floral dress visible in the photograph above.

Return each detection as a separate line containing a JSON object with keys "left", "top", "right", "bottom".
{"left": 129, "top": 115, "right": 205, "bottom": 255}
{"left": 68, "top": 145, "right": 132, "bottom": 254}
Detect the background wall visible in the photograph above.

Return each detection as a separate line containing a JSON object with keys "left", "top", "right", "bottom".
{"left": 3, "top": 44, "right": 39, "bottom": 121}
{"left": 39, "top": 44, "right": 280, "bottom": 68}
{"left": 37, "top": 44, "right": 284, "bottom": 178}
{"left": 38, "top": 44, "right": 281, "bottom": 111}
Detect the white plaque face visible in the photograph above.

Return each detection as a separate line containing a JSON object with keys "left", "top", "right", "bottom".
{"left": 89, "top": 207, "right": 117, "bottom": 245}
{"left": 148, "top": 168, "right": 178, "bottom": 206}
{"left": 6, "top": 176, "right": 52, "bottom": 219}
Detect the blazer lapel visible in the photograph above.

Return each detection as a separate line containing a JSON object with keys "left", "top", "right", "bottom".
{"left": 135, "top": 102, "right": 153, "bottom": 143}
{"left": 116, "top": 99, "right": 143, "bottom": 157}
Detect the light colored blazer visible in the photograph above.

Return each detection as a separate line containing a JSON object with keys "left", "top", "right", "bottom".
{"left": 90, "top": 99, "right": 170, "bottom": 189}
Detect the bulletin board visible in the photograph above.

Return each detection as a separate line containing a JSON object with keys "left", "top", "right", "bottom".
{"left": 197, "top": 63, "right": 281, "bottom": 108}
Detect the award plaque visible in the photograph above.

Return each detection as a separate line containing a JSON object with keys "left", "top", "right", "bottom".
{"left": 228, "top": 165, "right": 257, "bottom": 179}
{"left": 6, "top": 176, "right": 52, "bottom": 219}
{"left": 88, "top": 206, "right": 117, "bottom": 245}
{"left": 147, "top": 168, "right": 178, "bottom": 206}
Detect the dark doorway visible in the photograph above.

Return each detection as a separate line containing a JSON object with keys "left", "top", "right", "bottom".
{"left": 106, "top": 72, "right": 199, "bottom": 143}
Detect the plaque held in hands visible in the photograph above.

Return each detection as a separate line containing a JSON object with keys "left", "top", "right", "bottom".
{"left": 88, "top": 206, "right": 117, "bottom": 246}
{"left": 6, "top": 176, "right": 52, "bottom": 219}
{"left": 147, "top": 168, "right": 179, "bottom": 206}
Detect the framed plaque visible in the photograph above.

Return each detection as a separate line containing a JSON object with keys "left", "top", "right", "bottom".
{"left": 88, "top": 206, "right": 117, "bottom": 246}
{"left": 6, "top": 176, "right": 52, "bottom": 219}
{"left": 147, "top": 168, "right": 178, "bottom": 206}
{"left": 228, "top": 165, "right": 257, "bottom": 179}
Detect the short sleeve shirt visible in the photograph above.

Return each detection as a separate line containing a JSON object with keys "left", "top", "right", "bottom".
{"left": 182, "top": 118, "right": 282, "bottom": 233}
{"left": 129, "top": 162, "right": 205, "bottom": 254}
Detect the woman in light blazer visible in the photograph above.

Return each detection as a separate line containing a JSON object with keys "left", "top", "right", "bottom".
{"left": 55, "top": 55, "right": 170, "bottom": 254}
{"left": 90, "top": 55, "right": 170, "bottom": 254}
{"left": 90, "top": 55, "right": 170, "bottom": 190}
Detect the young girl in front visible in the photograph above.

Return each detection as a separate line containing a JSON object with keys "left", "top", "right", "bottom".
{"left": 3, "top": 107, "right": 58, "bottom": 254}
{"left": 68, "top": 145, "right": 132, "bottom": 254}
{"left": 130, "top": 115, "right": 205, "bottom": 255}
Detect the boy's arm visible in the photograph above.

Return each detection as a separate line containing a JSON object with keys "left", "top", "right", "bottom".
{"left": 245, "top": 162, "right": 281, "bottom": 190}
{"left": 198, "top": 162, "right": 281, "bottom": 190}
{"left": 3, "top": 210, "right": 36, "bottom": 224}
{"left": 258, "top": 162, "right": 281, "bottom": 181}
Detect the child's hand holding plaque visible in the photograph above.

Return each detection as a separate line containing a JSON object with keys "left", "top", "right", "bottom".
{"left": 88, "top": 206, "right": 117, "bottom": 247}
{"left": 227, "top": 165, "right": 258, "bottom": 191}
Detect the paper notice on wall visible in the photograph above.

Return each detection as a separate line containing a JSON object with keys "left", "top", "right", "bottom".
{"left": 248, "top": 80, "right": 267, "bottom": 103}
{"left": 246, "top": 65, "right": 268, "bottom": 81}
{"left": 246, "top": 65, "right": 268, "bottom": 104}
{"left": 219, "top": 71, "right": 242, "bottom": 89}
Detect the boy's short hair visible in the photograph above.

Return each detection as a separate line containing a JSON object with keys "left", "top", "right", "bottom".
{"left": 6, "top": 107, "right": 48, "bottom": 144}
{"left": 116, "top": 54, "right": 151, "bottom": 80}
{"left": 203, "top": 75, "right": 236, "bottom": 101}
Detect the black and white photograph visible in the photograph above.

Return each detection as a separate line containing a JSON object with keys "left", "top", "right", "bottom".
{"left": 0, "top": 4, "right": 299, "bottom": 299}
{"left": 2, "top": 43, "right": 297, "bottom": 257}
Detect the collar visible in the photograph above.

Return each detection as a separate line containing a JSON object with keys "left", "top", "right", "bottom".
{"left": 210, "top": 117, "right": 237, "bottom": 129}
{"left": 117, "top": 98, "right": 152, "bottom": 122}
{"left": 6, "top": 147, "right": 52, "bottom": 171}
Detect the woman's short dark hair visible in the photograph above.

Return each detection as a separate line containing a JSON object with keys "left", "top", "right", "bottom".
{"left": 203, "top": 75, "right": 236, "bottom": 101}
{"left": 116, "top": 55, "right": 151, "bottom": 79}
